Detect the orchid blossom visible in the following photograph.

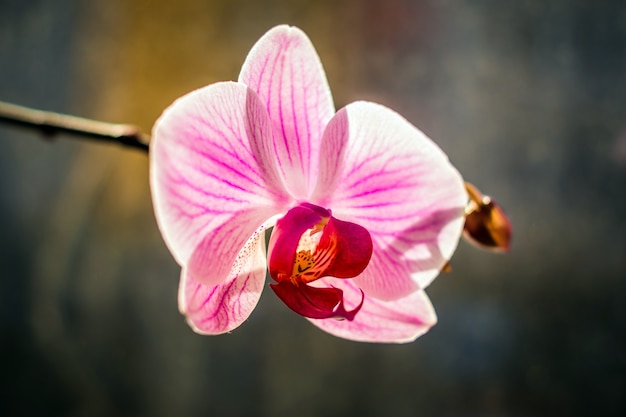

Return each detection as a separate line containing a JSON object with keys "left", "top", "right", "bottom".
{"left": 150, "top": 25, "right": 467, "bottom": 343}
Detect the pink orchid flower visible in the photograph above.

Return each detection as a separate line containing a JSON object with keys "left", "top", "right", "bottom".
{"left": 150, "top": 25, "right": 467, "bottom": 343}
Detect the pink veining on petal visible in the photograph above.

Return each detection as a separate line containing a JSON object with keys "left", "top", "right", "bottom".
{"left": 239, "top": 25, "right": 335, "bottom": 199}
{"left": 187, "top": 207, "right": 281, "bottom": 286}
{"left": 179, "top": 224, "right": 269, "bottom": 335}
{"left": 314, "top": 101, "right": 467, "bottom": 300}
{"left": 151, "top": 82, "right": 290, "bottom": 286}
{"left": 354, "top": 205, "right": 466, "bottom": 300}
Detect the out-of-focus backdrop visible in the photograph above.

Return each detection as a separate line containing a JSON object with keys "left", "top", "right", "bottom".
{"left": 1, "top": 1, "right": 624, "bottom": 416}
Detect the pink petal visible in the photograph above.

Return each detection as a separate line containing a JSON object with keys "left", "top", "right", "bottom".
{"left": 308, "top": 278, "right": 437, "bottom": 343}
{"left": 150, "top": 82, "right": 290, "bottom": 285}
{"left": 178, "top": 223, "right": 268, "bottom": 334}
{"left": 313, "top": 102, "right": 466, "bottom": 300}
{"left": 187, "top": 208, "right": 281, "bottom": 285}
{"left": 238, "top": 25, "right": 335, "bottom": 199}
{"left": 355, "top": 208, "right": 465, "bottom": 300}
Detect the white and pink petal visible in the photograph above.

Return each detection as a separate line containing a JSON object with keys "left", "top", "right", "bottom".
{"left": 178, "top": 222, "right": 269, "bottom": 334}
{"left": 314, "top": 101, "right": 466, "bottom": 298}
{"left": 239, "top": 25, "right": 335, "bottom": 199}
{"left": 151, "top": 81, "right": 291, "bottom": 285}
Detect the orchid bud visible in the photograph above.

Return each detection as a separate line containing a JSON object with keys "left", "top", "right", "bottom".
{"left": 463, "top": 182, "right": 512, "bottom": 252}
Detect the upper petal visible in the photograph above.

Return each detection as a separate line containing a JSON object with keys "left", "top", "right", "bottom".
{"left": 307, "top": 278, "right": 438, "bottom": 343}
{"left": 150, "top": 82, "right": 290, "bottom": 284}
{"left": 179, "top": 223, "right": 268, "bottom": 334}
{"left": 239, "top": 25, "right": 335, "bottom": 199}
{"left": 313, "top": 102, "right": 466, "bottom": 299}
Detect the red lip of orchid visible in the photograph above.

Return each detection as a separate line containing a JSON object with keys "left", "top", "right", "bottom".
{"left": 267, "top": 203, "right": 372, "bottom": 320}
{"left": 150, "top": 25, "right": 468, "bottom": 343}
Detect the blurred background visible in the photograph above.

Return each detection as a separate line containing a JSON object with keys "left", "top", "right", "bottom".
{"left": 1, "top": 0, "right": 624, "bottom": 416}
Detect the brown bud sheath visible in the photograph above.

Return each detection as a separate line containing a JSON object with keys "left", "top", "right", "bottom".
{"left": 463, "top": 182, "right": 512, "bottom": 252}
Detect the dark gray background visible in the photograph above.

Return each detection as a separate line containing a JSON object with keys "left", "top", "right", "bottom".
{"left": 1, "top": 1, "right": 624, "bottom": 416}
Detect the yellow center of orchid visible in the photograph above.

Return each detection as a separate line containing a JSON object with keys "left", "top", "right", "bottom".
{"left": 291, "top": 217, "right": 337, "bottom": 284}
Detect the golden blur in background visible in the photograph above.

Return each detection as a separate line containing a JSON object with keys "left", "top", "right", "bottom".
{"left": 1, "top": 1, "right": 625, "bottom": 416}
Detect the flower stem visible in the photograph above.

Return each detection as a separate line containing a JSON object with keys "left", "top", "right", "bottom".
{"left": 0, "top": 100, "right": 149, "bottom": 153}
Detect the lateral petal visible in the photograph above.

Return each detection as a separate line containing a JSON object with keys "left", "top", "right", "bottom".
{"left": 313, "top": 102, "right": 466, "bottom": 299}
{"left": 150, "top": 82, "right": 290, "bottom": 285}
{"left": 239, "top": 25, "right": 335, "bottom": 199}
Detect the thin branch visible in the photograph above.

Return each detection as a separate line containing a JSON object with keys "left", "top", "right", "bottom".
{"left": 0, "top": 100, "right": 150, "bottom": 152}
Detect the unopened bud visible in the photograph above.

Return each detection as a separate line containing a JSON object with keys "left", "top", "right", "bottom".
{"left": 463, "top": 182, "right": 512, "bottom": 252}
